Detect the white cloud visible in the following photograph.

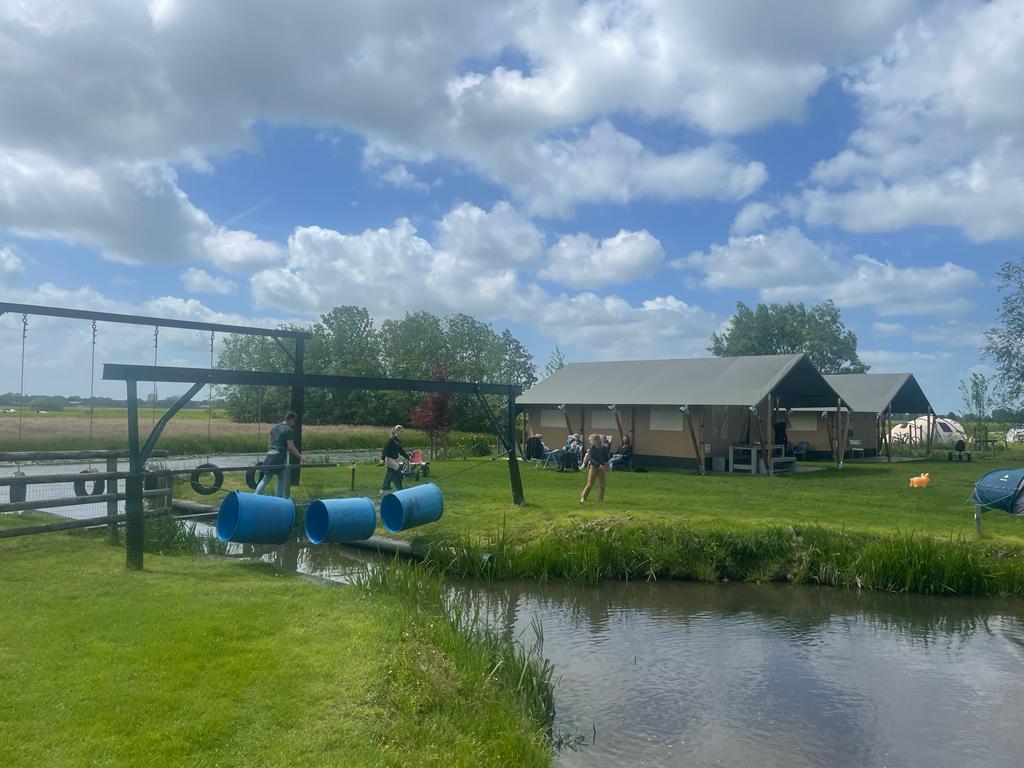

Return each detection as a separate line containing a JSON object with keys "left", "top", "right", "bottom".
{"left": 682, "top": 226, "right": 978, "bottom": 316}
{"left": 0, "top": 149, "right": 282, "bottom": 267}
{"left": 489, "top": 123, "right": 766, "bottom": 217}
{"left": 180, "top": 267, "right": 237, "bottom": 295}
{"left": 730, "top": 202, "right": 779, "bottom": 235}
{"left": 436, "top": 201, "right": 543, "bottom": 268}
{"left": 251, "top": 210, "right": 546, "bottom": 322}
{"left": 0, "top": 282, "right": 299, "bottom": 397}
{"left": 795, "top": 0, "right": 1024, "bottom": 242}
{"left": 0, "top": 0, "right": 922, "bottom": 236}
{"left": 546, "top": 292, "right": 718, "bottom": 361}
{"left": 873, "top": 321, "right": 905, "bottom": 334}
{"left": 541, "top": 229, "right": 664, "bottom": 289}
{"left": 378, "top": 164, "right": 431, "bottom": 192}
{"left": 0, "top": 245, "right": 24, "bottom": 282}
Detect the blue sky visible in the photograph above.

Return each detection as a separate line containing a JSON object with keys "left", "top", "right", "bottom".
{"left": 1, "top": 0, "right": 1022, "bottom": 412}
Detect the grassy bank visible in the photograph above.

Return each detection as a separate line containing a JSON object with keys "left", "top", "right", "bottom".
{"left": 0, "top": 530, "right": 553, "bottom": 767}
{"left": 171, "top": 452, "right": 1024, "bottom": 597}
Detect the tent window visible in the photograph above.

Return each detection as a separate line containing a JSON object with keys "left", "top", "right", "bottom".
{"left": 589, "top": 409, "right": 617, "bottom": 429}
{"left": 938, "top": 422, "right": 952, "bottom": 433}
{"left": 788, "top": 412, "right": 818, "bottom": 432}
{"left": 540, "top": 409, "right": 565, "bottom": 428}
{"left": 650, "top": 406, "right": 684, "bottom": 431}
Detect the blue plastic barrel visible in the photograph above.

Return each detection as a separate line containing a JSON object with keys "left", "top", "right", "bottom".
{"left": 216, "top": 491, "right": 295, "bottom": 544}
{"left": 380, "top": 483, "right": 444, "bottom": 533}
{"left": 305, "top": 497, "right": 376, "bottom": 543}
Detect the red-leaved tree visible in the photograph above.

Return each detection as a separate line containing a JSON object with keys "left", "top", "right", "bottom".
{"left": 410, "top": 363, "right": 454, "bottom": 459}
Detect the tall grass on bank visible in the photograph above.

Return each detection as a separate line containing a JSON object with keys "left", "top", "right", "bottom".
{"left": 353, "top": 560, "right": 557, "bottom": 733}
{"left": 414, "top": 520, "right": 1024, "bottom": 597}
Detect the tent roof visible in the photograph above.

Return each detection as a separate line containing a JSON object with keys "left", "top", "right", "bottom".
{"left": 823, "top": 373, "right": 931, "bottom": 415}
{"left": 518, "top": 354, "right": 840, "bottom": 408}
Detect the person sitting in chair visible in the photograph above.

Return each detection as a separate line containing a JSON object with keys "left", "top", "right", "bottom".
{"left": 609, "top": 435, "right": 633, "bottom": 470}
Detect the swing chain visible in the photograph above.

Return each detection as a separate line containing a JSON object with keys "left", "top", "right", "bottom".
{"left": 17, "top": 314, "right": 27, "bottom": 447}
{"left": 89, "top": 320, "right": 97, "bottom": 444}
{"left": 152, "top": 326, "right": 159, "bottom": 425}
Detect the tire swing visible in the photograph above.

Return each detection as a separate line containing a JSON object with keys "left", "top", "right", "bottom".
{"left": 244, "top": 460, "right": 265, "bottom": 490}
{"left": 74, "top": 321, "right": 106, "bottom": 498}
{"left": 189, "top": 463, "right": 224, "bottom": 495}
{"left": 73, "top": 469, "right": 107, "bottom": 497}
{"left": 190, "top": 332, "right": 224, "bottom": 496}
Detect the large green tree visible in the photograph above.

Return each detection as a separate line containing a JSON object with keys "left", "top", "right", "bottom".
{"left": 217, "top": 307, "right": 535, "bottom": 433}
{"left": 709, "top": 300, "right": 869, "bottom": 374}
{"left": 984, "top": 260, "right": 1024, "bottom": 405}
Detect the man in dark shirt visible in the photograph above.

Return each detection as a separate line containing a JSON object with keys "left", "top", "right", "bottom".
{"left": 380, "top": 424, "right": 412, "bottom": 493}
{"left": 256, "top": 411, "right": 305, "bottom": 496}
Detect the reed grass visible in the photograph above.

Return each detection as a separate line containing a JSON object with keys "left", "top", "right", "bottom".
{"left": 415, "top": 520, "right": 1024, "bottom": 597}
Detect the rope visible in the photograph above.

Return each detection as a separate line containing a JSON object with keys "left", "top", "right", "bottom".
{"left": 433, "top": 455, "right": 497, "bottom": 484}
{"left": 88, "top": 320, "right": 97, "bottom": 445}
{"left": 17, "top": 314, "right": 27, "bottom": 450}
{"left": 207, "top": 331, "right": 215, "bottom": 462}
{"left": 151, "top": 326, "right": 159, "bottom": 427}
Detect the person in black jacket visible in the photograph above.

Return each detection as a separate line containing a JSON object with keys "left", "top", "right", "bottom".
{"left": 380, "top": 424, "right": 412, "bottom": 493}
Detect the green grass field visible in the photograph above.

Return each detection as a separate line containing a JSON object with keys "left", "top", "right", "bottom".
{"left": 174, "top": 452, "right": 1024, "bottom": 595}
{"left": 0, "top": 529, "right": 552, "bottom": 768}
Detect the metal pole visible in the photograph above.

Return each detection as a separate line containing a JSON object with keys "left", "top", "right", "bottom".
{"left": 290, "top": 337, "right": 305, "bottom": 487}
{"left": 106, "top": 455, "right": 118, "bottom": 545}
{"left": 125, "top": 380, "right": 144, "bottom": 570}
{"left": 507, "top": 392, "right": 525, "bottom": 505}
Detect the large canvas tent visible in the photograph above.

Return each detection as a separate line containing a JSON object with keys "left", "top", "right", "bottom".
{"left": 788, "top": 373, "right": 934, "bottom": 460}
{"left": 517, "top": 354, "right": 843, "bottom": 472}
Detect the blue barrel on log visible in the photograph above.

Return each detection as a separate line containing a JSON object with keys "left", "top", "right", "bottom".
{"left": 305, "top": 497, "right": 376, "bottom": 544}
{"left": 380, "top": 483, "right": 444, "bottom": 533}
{"left": 216, "top": 491, "right": 295, "bottom": 544}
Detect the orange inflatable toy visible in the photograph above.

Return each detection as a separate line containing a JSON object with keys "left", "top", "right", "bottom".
{"left": 909, "top": 473, "right": 930, "bottom": 488}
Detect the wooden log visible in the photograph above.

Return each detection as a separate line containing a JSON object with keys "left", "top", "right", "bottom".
{"left": 0, "top": 488, "right": 169, "bottom": 514}
{"left": 0, "top": 449, "right": 168, "bottom": 462}
{"left": 0, "top": 505, "right": 173, "bottom": 540}
{"left": 0, "top": 470, "right": 128, "bottom": 486}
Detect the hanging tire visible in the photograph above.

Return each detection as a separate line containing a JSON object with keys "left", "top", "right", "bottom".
{"left": 244, "top": 460, "right": 265, "bottom": 490}
{"left": 189, "top": 463, "right": 224, "bottom": 495}
{"left": 9, "top": 471, "right": 27, "bottom": 504}
{"left": 73, "top": 468, "right": 107, "bottom": 497}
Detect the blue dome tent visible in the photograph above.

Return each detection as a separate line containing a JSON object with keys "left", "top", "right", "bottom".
{"left": 970, "top": 468, "right": 1024, "bottom": 515}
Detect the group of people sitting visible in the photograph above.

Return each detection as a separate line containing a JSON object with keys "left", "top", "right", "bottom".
{"left": 527, "top": 432, "right": 633, "bottom": 471}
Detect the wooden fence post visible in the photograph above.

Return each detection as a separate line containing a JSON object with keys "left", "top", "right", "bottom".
{"left": 106, "top": 455, "right": 119, "bottom": 545}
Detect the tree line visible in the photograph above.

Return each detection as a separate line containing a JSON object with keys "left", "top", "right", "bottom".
{"left": 217, "top": 307, "right": 537, "bottom": 433}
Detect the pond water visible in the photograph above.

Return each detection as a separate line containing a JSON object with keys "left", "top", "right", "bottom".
{"left": 228, "top": 539, "right": 1024, "bottom": 768}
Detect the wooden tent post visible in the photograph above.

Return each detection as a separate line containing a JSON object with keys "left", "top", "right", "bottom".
{"left": 684, "top": 407, "right": 705, "bottom": 475}
{"left": 926, "top": 409, "right": 934, "bottom": 457}
{"left": 884, "top": 406, "right": 893, "bottom": 462}
{"left": 835, "top": 399, "right": 844, "bottom": 469}
{"left": 764, "top": 394, "right": 774, "bottom": 474}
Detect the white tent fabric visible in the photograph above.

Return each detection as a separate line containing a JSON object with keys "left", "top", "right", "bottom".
{"left": 889, "top": 416, "right": 966, "bottom": 446}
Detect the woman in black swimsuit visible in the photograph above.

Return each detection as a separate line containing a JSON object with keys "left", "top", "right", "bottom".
{"left": 580, "top": 433, "right": 610, "bottom": 503}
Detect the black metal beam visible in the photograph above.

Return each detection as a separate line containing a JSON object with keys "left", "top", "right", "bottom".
{"left": 140, "top": 382, "right": 205, "bottom": 463}
{"left": 103, "top": 364, "right": 523, "bottom": 396}
{"left": 0, "top": 302, "right": 311, "bottom": 339}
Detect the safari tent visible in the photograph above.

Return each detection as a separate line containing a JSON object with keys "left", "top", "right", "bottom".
{"left": 517, "top": 354, "right": 843, "bottom": 473}
{"left": 788, "top": 373, "right": 934, "bottom": 460}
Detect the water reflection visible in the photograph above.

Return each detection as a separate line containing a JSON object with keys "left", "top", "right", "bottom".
{"left": 211, "top": 538, "right": 1024, "bottom": 768}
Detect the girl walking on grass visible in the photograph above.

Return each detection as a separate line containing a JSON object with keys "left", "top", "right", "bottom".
{"left": 580, "top": 433, "right": 611, "bottom": 503}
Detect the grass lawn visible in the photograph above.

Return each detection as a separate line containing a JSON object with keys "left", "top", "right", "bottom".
{"left": 0, "top": 529, "right": 551, "bottom": 768}
{"left": 180, "top": 452, "right": 1024, "bottom": 545}
{"left": 173, "top": 451, "right": 1024, "bottom": 596}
